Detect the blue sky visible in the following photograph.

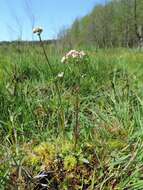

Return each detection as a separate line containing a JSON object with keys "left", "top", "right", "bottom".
{"left": 0, "top": 0, "right": 104, "bottom": 41}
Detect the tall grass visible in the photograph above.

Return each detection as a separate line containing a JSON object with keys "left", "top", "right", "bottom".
{"left": 0, "top": 45, "right": 143, "bottom": 189}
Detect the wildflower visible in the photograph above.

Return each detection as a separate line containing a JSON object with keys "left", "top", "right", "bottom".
{"left": 67, "top": 50, "right": 79, "bottom": 58}
{"left": 33, "top": 27, "right": 43, "bottom": 35}
{"left": 61, "top": 56, "right": 66, "bottom": 63}
{"left": 57, "top": 72, "right": 64, "bottom": 78}
{"left": 79, "top": 50, "right": 86, "bottom": 57}
{"left": 81, "top": 74, "right": 86, "bottom": 78}
{"left": 61, "top": 50, "right": 86, "bottom": 64}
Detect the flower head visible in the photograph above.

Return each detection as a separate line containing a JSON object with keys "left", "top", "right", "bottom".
{"left": 61, "top": 56, "right": 66, "bottom": 63}
{"left": 57, "top": 72, "right": 64, "bottom": 78}
{"left": 33, "top": 27, "right": 43, "bottom": 35}
{"left": 79, "top": 51, "right": 86, "bottom": 57}
{"left": 61, "top": 50, "right": 87, "bottom": 64}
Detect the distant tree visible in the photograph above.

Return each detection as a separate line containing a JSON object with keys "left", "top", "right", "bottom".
{"left": 134, "top": 0, "right": 143, "bottom": 48}
{"left": 70, "top": 19, "right": 81, "bottom": 46}
{"left": 59, "top": 0, "right": 143, "bottom": 48}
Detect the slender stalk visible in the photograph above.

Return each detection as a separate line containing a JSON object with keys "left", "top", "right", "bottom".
{"left": 74, "top": 76, "right": 80, "bottom": 149}
{"left": 38, "top": 34, "right": 54, "bottom": 76}
{"left": 38, "top": 34, "right": 65, "bottom": 134}
{"left": 13, "top": 64, "right": 18, "bottom": 97}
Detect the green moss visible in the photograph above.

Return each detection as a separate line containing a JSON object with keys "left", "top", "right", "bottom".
{"left": 64, "top": 155, "right": 77, "bottom": 171}
{"left": 107, "top": 139, "right": 126, "bottom": 150}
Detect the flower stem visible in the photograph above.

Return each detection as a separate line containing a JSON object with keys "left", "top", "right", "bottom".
{"left": 38, "top": 34, "right": 54, "bottom": 75}
{"left": 74, "top": 77, "right": 80, "bottom": 149}
{"left": 38, "top": 34, "right": 65, "bottom": 134}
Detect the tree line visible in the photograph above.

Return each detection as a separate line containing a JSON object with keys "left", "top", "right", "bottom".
{"left": 58, "top": 0, "right": 143, "bottom": 48}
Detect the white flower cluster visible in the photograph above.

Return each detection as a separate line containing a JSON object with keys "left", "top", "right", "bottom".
{"left": 33, "top": 27, "right": 43, "bottom": 35}
{"left": 57, "top": 72, "right": 64, "bottom": 78}
{"left": 61, "top": 50, "right": 86, "bottom": 63}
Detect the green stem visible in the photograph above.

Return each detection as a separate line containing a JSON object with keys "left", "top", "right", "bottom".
{"left": 74, "top": 76, "right": 80, "bottom": 149}
{"left": 38, "top": 34, "right": 65, "bottom": 133}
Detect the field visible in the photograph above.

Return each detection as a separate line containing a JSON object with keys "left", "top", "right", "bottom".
{"left": 0, "top": 43, "right": 143, "bottom": 189}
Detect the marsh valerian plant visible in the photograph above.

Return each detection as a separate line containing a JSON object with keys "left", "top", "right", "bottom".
{"left": 33, "top": 27, "right": 90, "bottom": 146}
{"left": 61, "top": 49, "right": 89, "bottom": 148}
{"left": 33, "top": 27, "right": 65, "bottom": 135}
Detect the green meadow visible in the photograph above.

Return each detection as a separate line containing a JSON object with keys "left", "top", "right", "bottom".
{"left": 0, "top": 43, "right": 143, "bottom": 189}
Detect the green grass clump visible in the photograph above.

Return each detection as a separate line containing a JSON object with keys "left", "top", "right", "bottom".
{"left": 0, "top": 45, "right": 143, "bottom": 189}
